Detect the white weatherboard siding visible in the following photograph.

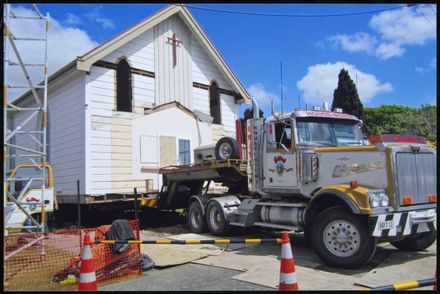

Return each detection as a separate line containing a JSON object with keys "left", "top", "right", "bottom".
{"left": 86, "top": 65, "right": 151, "bottom": 195}
{"left": 102, "top": 28, "right": 155, "bottom": 72}
{"left": 191, "top": 34, "right": 238, "bottom": 140}
{"left": 11, "top": 71, "right": 86, "bottom": 196}
{"left": 132, "top": 107, "right": 213, "bottom": 190}
{"left": 154, "top": 15, "right": 192, "bottom": 109}
{"left": 191, "top": 35, "right": 229, "bottom": 89}
{"left": 221, "top": 93, "right": 237, "bottom": 137}
{"left": 192, "top": 89, "right": 238, "bottom": 141}
{"left": 101, "top": 28, "right": 156, "bottom": 114}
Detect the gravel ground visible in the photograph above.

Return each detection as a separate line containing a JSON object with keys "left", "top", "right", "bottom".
{"left": 139, "top": 225, "right": 190, "bottom": 239}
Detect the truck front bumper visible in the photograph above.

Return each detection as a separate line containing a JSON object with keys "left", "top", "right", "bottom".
{"left": 369, "top": 209, "right": 436, "bottom": 237}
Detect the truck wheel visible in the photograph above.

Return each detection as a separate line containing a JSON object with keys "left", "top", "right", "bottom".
{"left": 311, "top": 206, "right": 377, "bottom": 269}
{"left": 206, "top": 201, "right": 230, "bottom": 236}
{"left": 215, "top": 137, "right": 239, "bottom": 160}
{"left": 390, "top": 230, "right": 436, "bottom": 251}
{"left": 187, "top": 201, "right": 207, "bottom": 234}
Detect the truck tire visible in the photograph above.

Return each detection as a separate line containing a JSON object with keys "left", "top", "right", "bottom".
{"left": 311, "top": 206, "right": 377, "bottom": 269}
{"left": 206, "top": 201, "right": 230, "bottom": 236}
{"left": 187, "top": 201, "right": 207, "bottom": 234}
{"left": 215, "top": 137, "right": 239, "bottom": 160}
{"left": 390, "top": 230, "right": 436, "bottom": 251}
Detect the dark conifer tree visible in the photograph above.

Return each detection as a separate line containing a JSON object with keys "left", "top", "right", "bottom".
{"left": 331, "top": 69, "right": 364, "bottom": 119}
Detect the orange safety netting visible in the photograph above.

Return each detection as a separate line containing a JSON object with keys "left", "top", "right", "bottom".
{"left": 4, "top": 219, "right": 141, "bottom": 291}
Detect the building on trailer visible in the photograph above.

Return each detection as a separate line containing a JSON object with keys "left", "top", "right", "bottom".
{"left": 9, "top": 4, "right": 251, "bottom": 204}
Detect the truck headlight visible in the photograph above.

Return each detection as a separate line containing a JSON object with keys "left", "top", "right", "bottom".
{"left": 379, "top": 192, "right": 389, "bottom": 207}
{"left": 369, "top": 194, "right": 380, "bottom": 208}
{"left": 368, "top": 190, "right": 390, "bottom": 208}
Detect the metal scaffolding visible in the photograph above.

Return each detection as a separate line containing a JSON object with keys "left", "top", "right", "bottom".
{"left": 3, "top": 3, "right": 50, "bottom": 258}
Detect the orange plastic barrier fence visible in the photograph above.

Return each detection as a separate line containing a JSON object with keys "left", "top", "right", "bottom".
{"left": 4, "top": 219, "right": 141, "bottom": 291}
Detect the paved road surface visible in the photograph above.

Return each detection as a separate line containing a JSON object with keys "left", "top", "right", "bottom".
{"left": 101, "top": 263, "right": 274, "bottom": 291}
{"left": 100, "top": 231, "right": 436, "bottom": 291}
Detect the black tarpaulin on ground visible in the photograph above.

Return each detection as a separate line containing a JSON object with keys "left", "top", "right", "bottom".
{"left": 105, "top": 219, "right": 136, "bottom": 254}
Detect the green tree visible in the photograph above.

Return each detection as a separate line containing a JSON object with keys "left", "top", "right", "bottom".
{"left": 332, "top": 69, "right": 364, "bottom": 119}
{"left": 243, "top": 107, "right": 264, "bottom": 120}
{"left": 363, "top": 104, "right": 437, "bottom": 141}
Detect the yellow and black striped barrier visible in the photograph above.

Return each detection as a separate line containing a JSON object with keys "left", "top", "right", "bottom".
{"left": 95, "top": 238, "right": 282, "bottom": 245}
{"left": 364, "top": 278, "right": 436, "bottom": 291}
{"left": 140, "top": 198, "right": 157, "bottom": 208}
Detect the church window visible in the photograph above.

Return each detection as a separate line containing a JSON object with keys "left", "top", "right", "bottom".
{"left": 116, "top": 58, "right": 132, "bottom": 112}
{"left": 209, "top": 81, "right": 221, "bottom": 124}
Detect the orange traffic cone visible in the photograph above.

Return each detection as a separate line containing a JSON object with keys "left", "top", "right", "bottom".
{"left": 78, "top": 233, "right": 98, "bottom": 291}
{"left": 279, "top": 231, "right": 299, "bottom": 291}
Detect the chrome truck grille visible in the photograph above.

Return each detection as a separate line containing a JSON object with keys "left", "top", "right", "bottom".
{"left": 395, "top": 152, "right": 436, "bottom": 206}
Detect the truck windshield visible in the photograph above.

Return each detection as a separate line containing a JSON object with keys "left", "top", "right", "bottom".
{"left": 296, "top": 118, "right": 364, "bottom": 147}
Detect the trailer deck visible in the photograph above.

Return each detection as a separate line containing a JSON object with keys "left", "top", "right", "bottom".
{"left": 159, "top": 159, "right": 248, "bottom": 181}
{"left": 157, "top": 159, "right": 248, "bottom": 209}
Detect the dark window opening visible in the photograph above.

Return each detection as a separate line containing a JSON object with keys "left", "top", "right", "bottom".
{"left": 209, "top": 81, "right": 221, "bottom": 124}
{"left": 116, "top": 58, "right": 132, "bottom": 112}
{"left": 275, "top": 120, "right": 292, "bottom": 149}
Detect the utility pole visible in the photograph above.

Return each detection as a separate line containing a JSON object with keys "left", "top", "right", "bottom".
{"left": 280, "top": 61, "right": 284, "bottom": 115}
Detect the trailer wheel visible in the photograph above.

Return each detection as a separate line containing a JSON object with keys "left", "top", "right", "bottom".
{"left": 311, "top": 206, "right": 377, "bottom": 269}
{"left": 206, "top": 201, "right": 230, "bottom": 236}
{"left": 215, "top": 137, "right": 239, "bottom": 160}
{"left": 187, "top": 201, "right": 207, "bottom": 234}
{"left": 390, "top": 230, "right": 436, "bottom": 251}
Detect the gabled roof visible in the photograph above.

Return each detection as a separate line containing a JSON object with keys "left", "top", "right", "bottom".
{"left": 77, "top": 4, "right": 251, "bottom": 103}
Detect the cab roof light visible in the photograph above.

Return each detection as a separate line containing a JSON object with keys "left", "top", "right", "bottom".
{"left": 368, "top": 134, "right": 427, "bottom": 144}
{"left": 403, "top": 196, "right": 413, "bottom": 205}
{"left": 312, "top": 106, "right": 321, "bottom": 111}
{"left": 428, "top": 194, "right": 437, "bottom": 202}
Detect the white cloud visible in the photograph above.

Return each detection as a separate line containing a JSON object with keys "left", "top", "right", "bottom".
{"left": 85, "top": 6, "right": 114, "bottom": 30}
{"left": 96, "top": 17, "right": 115, "bottom": 30}
{"left": 374, "top": 42, "right": 405, "bottom": 59}
{"left": 297, "top": 61, "right": 393, "bottom": 106}
{"left": 65, "top": 13, "right": 82, "bottom": 25}
{"left": 7, "top": 6, "right": 98, "bottom": 100}
{"left": 370, "top": 5, "right": 436, "bottom": 59}
{"left": 327, "top": 5, "right": 436, "bottom": 59}
{"left": 414, "top": 57, "right": 436, "bottom": 74}
{"left": 329, "top": 32, "right": 377, "bottom": 53}
{"left": 370, "top": 5, "right": 436, "bottom": 46}
{"left": 247, "top": 83, "right": 280, "bottom": 112}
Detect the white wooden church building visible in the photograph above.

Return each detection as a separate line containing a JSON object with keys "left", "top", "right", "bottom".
{"left": 11, "top": 4, "right": 251, "bottom": 201}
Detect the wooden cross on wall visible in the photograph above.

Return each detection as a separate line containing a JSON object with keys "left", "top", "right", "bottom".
{"left": 168, "top": 33, "right": 183, "bottom": 67}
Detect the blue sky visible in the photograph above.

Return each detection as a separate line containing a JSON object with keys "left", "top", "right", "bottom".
{"left": 7, "top": 4, "right": 437, "bottom": 116}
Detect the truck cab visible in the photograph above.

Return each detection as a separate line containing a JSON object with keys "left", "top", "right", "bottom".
{"left": 249, "top": 108, "right": 436, "bottom": 268}
{"left": 262, "top": 109, "right": 365, "bottom": 194}
{"left": 5, "top": 165, "right": 56, "bottom": 233}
